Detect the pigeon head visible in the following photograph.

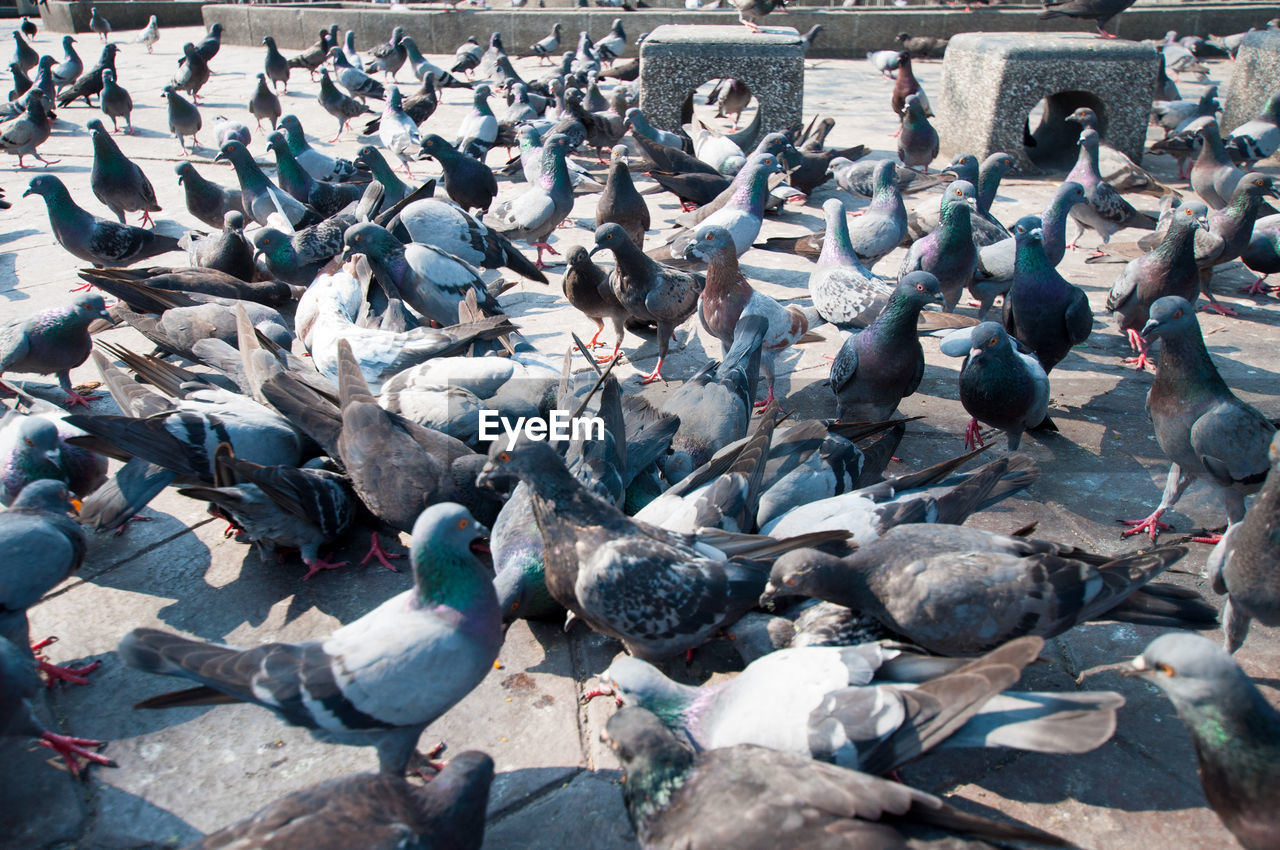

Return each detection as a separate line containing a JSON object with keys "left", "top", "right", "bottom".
{"left": 23, "top": 174, "right": 67, "bottom": 201}
{"left": 182, "top": 42, "right": 198, "bottom": 59}
{"left": 265, "top": 131, "right": 289, "bottom": 155}
{"left": 942, "top": 153, "right": 978, "bottom": 182}
{"left": 223, "top": 210, "right": 245, "bottom": 232}
{"left": 10, "top": 478, "right": 77, "bottom": 515}
{"left": 342, "top": 222, "right": 402, "bottom": 263}
{"left": 982, "top": 152, "right": 1015, "bottom": 176}
{"left": 1053, "top": 181, "right": 1086, "bottom": 210}
{"left": 895, "top": 270, "right": 944, "bottom": 307}
{"left": 410, "top": 502, "right": 490, "bottom": 572}
{"left": 388, "top": 86, "right": 402, "bottom": 109}
{"left": 966, "top": 322, "right": 1013, "bottom": 361}
{"left": 251, "top": 226, "right": 293, "bottom": 266}
{"left": 599, "top": 657, "right": 692, "bottom": 720}
{"left": 15, "top": 417, "right": 63, "bottom": 471}
{"left": 1141, "top": 296, "right": 1198, "bottom": 342}
{"left": 174, "top": 161, "right": 196, "bottom": 183}
{"left": 1127, "top": 633, "right": 1265, "bottom": 717}
{"left": 1067, "top": 107, "right": 1099, "bottom": 129}
{"left": 1012, "top": 215, "right": 1043, "bottom": 237}
{"left": 603, "top": 707, "right": 694, "bottom": 780}
{"left": 477, "top": 435, "right": 562, "bottom": 489}
{"left": 682, "top": 225, "right": 735, "bottom": 263}
{"left": 86, "top": 118, "right": 107, "bottom": 137}
{"left": 70, "top": 292, "right": 110, "bottom": 323}
{"left": 390, "top": 26, "right": 406, "bottom": 43}
{"left": 101, "top": 68, "right": 115, "bottom": 84}
{"left": 761, "top": 548, "right": 847, "bottom": 606}
{"left": 262, "top": 36, "right": 275, "bottom": 48}
{"left": 564, "top": 244, "right": 593, "bottom": 272}
{"left": 1076, "top": 128, "right": 1101, "bottom": 153}
{"left": 1169, "top": 201, "right": 1207, "bottom": 233}
{"left": 420, "top": 133, "right": 456, "bottom": 160}
{"left": 940, "top": 180, "right": 977, "bottom": 212}
{"left": 214, "top": 140, "right": 251, "bottom": 166}
{"left": 493, "top": 562, "right": 554, "bottom": 624}
{"left": 1232, "top": 172, "right": 1280, "bottom": 201}
{"left": 590, "top": 222, "right": 634, "bottom": 256}
{"left": 870, "top": 159, "right": 896, "bottom": 193}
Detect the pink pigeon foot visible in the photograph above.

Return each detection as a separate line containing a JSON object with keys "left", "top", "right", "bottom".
{"left": 1120, "top": 509, "right": 1171, "bottom": 542}
{"left": 69, "top": 281, "right": 97, "bottom": 293}
{"left": 359, "top": 532, "right": 404, "bottom": 572}
{"left": 1086, "top": 250, "right": 1109, "bottom": 259}
{"left": 581, "top": 685, "right": 623, "bottom": 707}
{"left": 1240, "top": 278, "right": 1280, "bottom": 296}
{"left": 962, "top": 418, "right": 985, "bottom": 450}
{"left": 138, "top": 210, "right": 155, "bottom": 228}
{"left": 638, "top": 358, "right": 666, "bottom": 385}
{"left": 1198, "top": 301, "right": 1239, "bottom": 317}
{"left": 40, "top": 731, "right": 115, "bottom": 778}
{"left": 37, "top": 657, "right": 101, "bottom": 688}
{"left": 301, "top": 555, "right": 350, "bottom": 581}
{"left": 680, "top": 201, "right": 699, "bottom": 212}
{"left": 62, "top": 391, "right": 96, "bottom": 408}
{"left": 753, "top": 386, "right": 776, "bottom": 409}
{"left": 111, "top": 514, "right": 153, "bottom": 537}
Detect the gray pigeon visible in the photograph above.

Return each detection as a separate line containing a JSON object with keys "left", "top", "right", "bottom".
{"left": 185, "top": 755, "right": 493, "bottom": 850}
{"left": 487, "top": 133, "right": 575, "bottom": 268}
{"left": 49, "top": 35, "right": 82, "bottom": 89}
{"left": 118, "top": 502, "right": 502, "bottom": 775}
{"left": 599, "top": 636, "right": 1123, "bottom": 773}
{"left": 809, "top": 197, "right": 893, "bottom": 327}
{"left": 215, "top": 140, "right": 316, "bottom": 228}
{"left": 1127, "top": 632, "right": 1280, "bottom": 850}
{"left": 181, "top": 210, "right": 255, "bottom": 281}
{"left": 99, "top": 68, "right": 132, "bottom": 134}
{"left": 1068, "top": 128, "right": 1157, "bottom": 254}
{"left": 604, "top": 707, "right": 1071, "bottom": 849}
{"left": 763, "top": 524, "right": 1190, "bottom": 655}
{"left": 162, "top": 85, "right": 203, "bottom": 155}
{"left": 87, "top": 118, "right": 160, "bottom": 226}
{"left": 24, "top": 175, "right": 181, "bottom": 269}
{"left": 249, "top": 72, "right": 282, "bottom": 130}
{"left": 172, "top": 42, "right": 210, "bottom": 102}
{"left": 1191, "top": 119, "right": 1247, "bottom": 210}
{"left": 175, "top": 161, "right": 245, "bottom": 229}
{"left": 1120, "top": 296, "right": 1276, "bottom": 542}
{"left": 830, "top": 271, "right": 943, "bottom": 422}
{"left": 262, "top": 36, "right": 290, "bottom": 92}
{"left": 317, "top": 68, "right": 374, "bottom": 142}
{"left": 846, "top": 159, "right": 908, "bottom": 266}
{"left": 1038, "top": 0, "right": 1138, "bottom": 37}
{"left": 329, "top": 47, "right": 386, "bottom": 102}
{"left": 0, "top": 401, "right": 107, "bottom": 506}
{"left": 1207, "top": 431, "right": 1280, "bottom": 653}
{"left": 1002, "top": 222, "right": 1093, "bottom": 373}
{"left": 899, "top": 180, "right": 978, "bottom": 311}
{"left": 0, "top": 93, "right": 55, "bottom": 167}
{"left": 897, "top": 93, "right": 938, "bottom": 172}
{"left": 89, "top": 6, "right": 110, "bottom": 40}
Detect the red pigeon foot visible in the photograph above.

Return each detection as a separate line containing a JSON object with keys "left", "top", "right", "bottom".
{"left": 40, "top": 731, "right": 115, "bottom": 778}
{"left": 359, "top": 532, "right": 404, "bottom": 572}
{"left": 1120, "top": 510, "right": 1171, "bottom": 542}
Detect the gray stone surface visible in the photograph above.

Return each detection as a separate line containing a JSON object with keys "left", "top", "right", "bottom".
{"left": 39, "top": 1, "right": 206, "bottom": 35}
{"left": 1223, "top": 28, "right": 1280, "bottom": 132}
{"left": 3, "top": 25, "right": 1280, "bottom": 850}
{"left": 639, "top": 24, "right": 804, "bottom": 135}
{"left": 938, "top": 32, "right": 1160, "bottom": 174}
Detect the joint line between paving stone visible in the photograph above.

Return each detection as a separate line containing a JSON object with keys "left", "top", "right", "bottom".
{"left": 485, "top": 766, "right": 586, "bottom": 825}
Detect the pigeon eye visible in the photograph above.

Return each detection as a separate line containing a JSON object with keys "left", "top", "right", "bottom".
{"left": 986, "top": 337, "right": 997, "bottom": 347}
{"left": 915, "top": 284, "right": 924, "bottom": 291}
{"left": 24, "top": 438, "right": 33, "bottom": 447}
{"left": 457, "top": 518, "right": 469, "bottom": 530}
{"left": 497, "top": 451, "right": 510, "bottom": 462}
{"left": 782, "top": 575, "right": 797, "bottom": 586}
{"left": 705, "top": 233, "right": 714, "bottom": 241}
{"left": 1156, "top": 663, "right": 1176, "bottom": 677}
{"left": 1173, "top": 310, "right": 1183, "bottom": 319}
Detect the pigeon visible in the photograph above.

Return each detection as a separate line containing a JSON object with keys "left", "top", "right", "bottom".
{"left": 317, "top": 69, "right": 374, "bottom": 142}
{"left": 1038, "top": 0, "right": 1138, "bottom": 38}
{"left": 1120, "top": 296, "right": 1276, "bottom": 543}
{"left": 24, "top": 176, "right": 180, "bottom": 269}
{"left": 353, "top": 146, "right": 410, "bottom": 207}
{"left": 329, "top": 47, "right": 386, "bottom": 103}
{"left": 941, "top": 322, "right": 1051, "bottom": 450}
{"left": 665, "top": 151, "right": 782, "bottom": 260}
{"left": 393, "top": 198, "right": 549, "bottom": 284}
{"left": 1067, "top": 107, "right": 1171, "bottom": 195}
{"left": 288, "top": 29, "right": 333, "bottom": 79}
{"left": 764, "top": 524, "right": 1189, "bottom": 654}
{"left": 625, "top": 107, "right": 683, "bottom": 150}
{"left": 563, "top": 245, "right": 628, "bottom": 360}
{"left": 190, "top": 22, "right": 223, "bottom": 63}
{"left": 343, "top": 222, "right": 500, "bottom": 326}
{"left": 375, "top": 86, "right": 421, "bottom": 177}
{"left": 897, "top": 93, "right": 938, "bottom": 172}
{"left": 974, "top": 182, "right": 1084, "bottom": 293}
{"left": 596, "top": 146, "right": 650, "bottom": 249}
{"left": 0, "top": 291, "right": 107, "bottom": 409}
{"left": 1191, "top": 120, "right": 1248, "bottom": 210}
{"left": 1206, "top": 431, "right": 1280, "bottom": 653}
{"left": 454, "top": 84, "right": 498, "bottom": 161}
{"left": 89, "top": 6, "right": 110, "bottom": 41}
{"left": 831, "top": 271, "right": 943, "bottom": 422}
{"left": 342, "top": 30, "right": 364, "bottom": 71}
{"left": 866, "top": 49, "right": 902, "bottom": 78}
{"left": 245, "top": 73, "right": 282, "bottom": 131}
{"left": 278, "top": 114, "right": 362, "bottom": 183}
{"left": 267, "top": 131, "right": 363, "bottom": 217}
{"left": 1241, "top": 216, "right": 1280, "bottom": 295}
{"left": 186, "top": 756, "right": 494, "bottom": 850}
{"left": 10, "top": 30, "right": 37, "bottom": 75}
{"left": 729, "top": 0, "right": 788, "bottom": 33}
{"left": 56, "top": 42, "right": 117, "bottom": 109}
{"left": 604, "top": 707, "right": 1070, "bottom": 849}
{"left": 890, "top": 51, "right": 930, "bottom": 119}
{"left": 118, "top": 502, "right": 502, "bottom": 775}
{"left": 530, "top": 24, "right": 562, "bottom": 64}
{"left": 135, "top": 16, "right": 159, "bottom": 53}
{"left": 596, "top": 18, "right": 627, "bottom": 63}
{"left": 488, "top": 133, "right": 575, "bottom": 269}
{"left": 1106, "top": 203, "right": 1204, "bottom": 371}
{"left": 896, "top": 31, "right": 948, "bottom": 58}
{"left": 215, "top": 140, "right": 317, "bottom": 229}
{"left": 686, "top": 225, "right": 818, "bottom": 406}
{"left": 1225, "top": 94, "right": 1280, "bottom": 165}
{"left": 175, "top": 161, "right": 245, "bottom": 230}
{"left": 420, "top": 134, "right": 499, "bottom": 214}
{"left": 99, "top": 68, "right": 132, "bottom": 134}
{"left": 261, "top": 36, "right": 290, "bottom": 93}
{"left": 251, "top": 218, "right": 348, "bottom": 287}
{"left": 845, "top": 159, "right": 908, "bottom": 266}
{"left": 1127, "top": 633, "right": 1280, "bottom": 850}
{"left": 1193, "top": 173, "right": 1280, "bottom": 315}
{"left": 1002, "top": 224, "right": 1093, "bottom": 374}
{"left": 477, "top": 435, "right": 844, "bottom": 660}
{"left": 50, "top": 36, "right": 82, "bottom": 89}
{"left": 591, "top": 222, "right": 704, "bottom": 384}
{"left": 9, "top": 61, "right": 31, "bottom": 103}
{"left": 172, "top": 42, "right": 211, "bottom": 103}
{"left": 368, "top": 27, "right": 408, "bottom": 81}
{"left": 0, "top": 400, "right": 107, "bottom": 506}
{"left": 1068, "top": 129, "right": 1157, "bottom": 254}
{"left": 899, "top": 180, "right": 978, "bottom": 312}
{"left": 809, "top": 197, "right": 894, "bottom": 327}
{"left": 87, "top": 118, "right": 160, "bottom": 227}
{"left": 451, "top": 36, "right": 483, "bottom": 77}
{"left": 162, "top": 85, "right": 203, "bottom": 155}
{"left": 401, "top": 37, "right": 469, "bottom": 89}
{"left": 599, "top": 636, "right": 1124, "bottom": 773}
{"left": 182, "top": 211, "right": 255, "bottom": 282}
{"left": 0, "top": 93, "right": 55, "bottom": 167}
{"left": 218, "top": 115, "right": 254, "bottom": 146}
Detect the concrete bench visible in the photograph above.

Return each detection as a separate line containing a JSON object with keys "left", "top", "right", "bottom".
{"left": 1223, "top": 29, "right": 1280, "bottom": 133}
{"left": 638, "top": 24, "right": 804, "bottom": 136}
{"left": 937, "top": 32, "right": 1159, "bottom": 174}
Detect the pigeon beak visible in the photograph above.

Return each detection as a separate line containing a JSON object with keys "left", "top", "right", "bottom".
{"left": 97, "top": 308, "right": 111, "bottom": 320}
{"left": 1140, "top": 319, "right": 1160, "bottom": 341}
{"left": 21, "top": 187, "right": 33, "bottom": 197}
{"left": 341, "top": 248, "right": 354, "bottom": 261}
{"left": 931, "top": 291, "right": 945, "bottom": 305}
{"left": 1266, "top": 185, "right": 1280, "bottom": 199}
{"left": 1119, "top": 656, "right": 1149, "bottom": 678}
{"left": 588, "top": 245, "right": 605, "bottom": 258}
{"left": 214, "top": 152, "right": 228, "bottom": 163}
{"left": 45, "top": 449, "right": 61, "bottom": 466}
{"left": 758, "top": 582, "right": 779, "bottom": 607}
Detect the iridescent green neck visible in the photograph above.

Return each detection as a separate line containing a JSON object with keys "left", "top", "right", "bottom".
{"left": 413, "top": 546, "right": 491, "bottom": 610}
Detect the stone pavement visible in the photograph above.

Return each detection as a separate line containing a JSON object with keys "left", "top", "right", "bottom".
{"left": 1, "top": 23, "right": 1278, "bottom": 850}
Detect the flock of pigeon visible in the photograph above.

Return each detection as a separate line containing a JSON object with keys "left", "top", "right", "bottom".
{"left": 3, "top": 2, "right": 1280, "bottom": 847}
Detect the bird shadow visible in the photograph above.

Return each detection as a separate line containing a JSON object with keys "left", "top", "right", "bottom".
{"left": 0, "top": 228, "right": 38, "bottom": 249}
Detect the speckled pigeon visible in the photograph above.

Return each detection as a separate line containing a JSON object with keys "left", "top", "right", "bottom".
{"left": 831, "top": 271, "right": 943, "bottom": 422}
{"left": 1120, "top": 296, "right": 1275, "bottom": 543}
{"left": 604, "top": 707, "right": 1071, "bottom": 850}
{"left": 119, "top": 502, "right": 501, "bottom": 775}
{"left": 1128, "top": 633, "right": 1280, "bottom": 850}
{"left": 809, "top": 197, "right": 894, "bottom": 327}
{"left": 24, "top": 176, "right": 180, "bottom": 268}
{"left": 1068, "top": 129, "right": 1156, "bottom": 254}
{"left": 899, "top": 180, "right": 978, "bottom": 311}
{"left": 1002, "top": 223, "right": 1093, "bottom": 373}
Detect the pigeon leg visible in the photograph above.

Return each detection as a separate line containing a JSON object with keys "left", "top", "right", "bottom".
{"left": 1240, "top": 277, "right": 1280, "bottom": 296}
{"left": 962, "top": 418, "right": 985, "bottom": 450}
{"left": 1120, "top": 508, "right": 1171, "bottom": 541}
{"left": 638, "top": 358, "right": 666, "bottom": 385}
{"left": 587, "top": 323, "right": 605, "bottom": 348}
{"left": 301, "top": 554, "right": 350, "bottom": 581}
{"left": 532, "top": 241, "right": 560, "bottom": 269}
{"left": 680, "top": 201, "right": 699, "bottom": 212}
{"left": 33, "top": 152, "right": 60, "bottom": 167}
{"left": 1121, "top": 464, "right": 1192, "bottom": 541}
{"left": 1123, "top": 330, "right": 1152, "bottom": 370}
{"left": 138, "top": 210, "right": 155, "bottom": 228}
{"left": 359, "top": 531, "right": 404, "bottom": 572}
{"left": 37, "top": 657, "right": 101, "bottom": 687}
{"left": 753, "top": 385, "right": 776, "bottom": 409}
{"left": 111, "top": 514, "right": 153, "bottom": 537}
{"left": 1191, "top": 531, "right": 1225, "bottom": 545}
{"left": 581, "top": 685, "right": 623, "bottom": 707}
{"left": 1096, "top": 25, "right": 1119, "bottom": 39}
{"left": 888, "top": 127, "right": 902, "bottom": 139}
{"left": 40, "top": 731, "right": 115, "bottom": 778}
{"left": 1198, "top": 300, "right": 1239, "bottom": 317}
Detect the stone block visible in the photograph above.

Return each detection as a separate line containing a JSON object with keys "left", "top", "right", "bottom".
{"left": 1223, "top": 29, "right": 1280, "bottom": 133}
{"left": 937, "top": 32, "right": 1159, "bottom": 174}
{"left": 638, "top": 24, "right": 804, "bottom": 136}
